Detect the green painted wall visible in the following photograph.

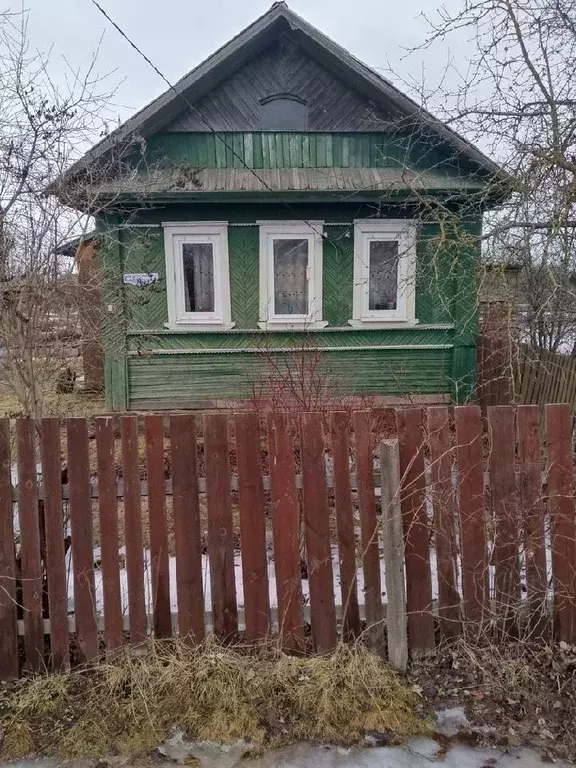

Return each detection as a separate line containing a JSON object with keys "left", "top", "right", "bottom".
{"left": 97, "top": 175, "right": 482, "bottom": 410}
{"left": 143, "top": 132, "right": 483, "bottom": 177}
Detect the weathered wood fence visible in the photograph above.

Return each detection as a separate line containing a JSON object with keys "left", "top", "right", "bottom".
{"left": 0, "top": 404, "right": 575, "bottom": 680}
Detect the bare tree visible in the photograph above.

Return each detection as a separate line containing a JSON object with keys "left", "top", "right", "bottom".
{"left": 0, "top": 9, "right": 124, "bottom": 417}
{"left": 403, "top": 0, "right": 576, "bottom": 352}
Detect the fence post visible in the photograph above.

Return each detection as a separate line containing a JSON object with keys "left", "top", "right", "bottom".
{"left": 380, "top": 439, "right": 408, "bottom": 672}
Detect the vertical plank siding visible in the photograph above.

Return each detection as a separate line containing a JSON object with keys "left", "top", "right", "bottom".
{"left": 427, "top": 407, "right": 460, "bottom": 638}
{"left": 170, "top": 415, "right": 205, "bottom": 642}
{"left": 1, "top": 406, "right": 576, "bottom": 676}
{"left": 516, "top": 406, "right": 548, "bottom": 638}
{"left": 0, "top": 419, "right": 18, "bottom": 679}
{"left": 17, "top": 419, "right": 44, "bottom": 671}
{"left": 204, "top": 414, "right": 238, "bottom": 640}
{"left": 146, "top": 415, "right": 172, "bottom": 638}
{"left": 454, "top": 406, "right": 489, "bottom": 634}
{"left": 95, "top": 417, "right": 124, "bottom": 653}
{"left": 235, "top": 413, "right": 270, "bottom": 641}
{"left": 353, "top": 410, "right": 384, "bottom": 653}
{"left": 396, "top": 408, "right": 435, "bottom": 655}
{"left": 487, "top": 406, "right": 521, "bottom": 638}
{"left": 546, "top": 404, "right": 576, "bottom": 643}
{"left": 330, "top": 411, "right": 360, "bottom": 640}
{"left": 267, "top": 413, "right": 304, "bottom": 651}
{"left": 67, "top": 419, "right": 99, "bottom": 662}
{"left": 121, "top": 415, "right": 147, "bottom": 643}
{"left": 301, "top": 412, "right": 337, "bottom": 652}
{"left": 40, "top": 419, "right": 70, "bottom": 670}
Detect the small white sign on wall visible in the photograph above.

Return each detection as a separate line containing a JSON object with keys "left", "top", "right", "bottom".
{"left": 123, "top": 272, "right": 159, "bottom": 287}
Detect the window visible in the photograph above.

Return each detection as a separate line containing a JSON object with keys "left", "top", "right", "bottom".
{"left": 351, "top": 219, "right": 417, "bottom": 326}
{"left": 259, "top": 221, "right": 327, "bottom": 329}
{"left": 260, "top": 94, "right": 308, "bottom": 130}
{"left": 163, "top": 222, "right": 233, "bottom": 329}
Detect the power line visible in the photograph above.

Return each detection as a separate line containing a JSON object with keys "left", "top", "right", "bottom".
{"left": 89, "top": 0, "right": 324, "bottom": 237}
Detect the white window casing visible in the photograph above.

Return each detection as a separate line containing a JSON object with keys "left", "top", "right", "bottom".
{"left": 162, "top": 222, "right": 234, "bottom": 330}
{"left": 258, "top": 220, "right": 327, "bottom": 330}
{"left": 350, "top": 219, "right": 418, "bottom": 327}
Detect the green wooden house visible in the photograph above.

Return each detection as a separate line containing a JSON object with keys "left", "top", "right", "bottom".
{"left": 58, "top": 3, "right": 505, "bottom": 411}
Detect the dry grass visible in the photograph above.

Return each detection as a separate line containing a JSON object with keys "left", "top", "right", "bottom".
{"left": 0, "top": 639, "right": 425, "bottom": 759}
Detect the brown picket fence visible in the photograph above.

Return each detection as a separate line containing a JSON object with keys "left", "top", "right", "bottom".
{"left": 0, "top": 404, "right": 575, "bottom": 679}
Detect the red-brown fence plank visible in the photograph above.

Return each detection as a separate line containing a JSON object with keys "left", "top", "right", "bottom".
{"left": 397, "top": 408, "right": 435, "bottom": 656}
{"left": 170, "top": 415, "right": 204, "bottom": 643}
{"left": 204, "top": 414, "right": 237, "bottom": 640}
{"left": 488, "top": 406, "right": 521, "bottom": 638}
{"left": 146, "top": 415, "right": 172, "bottom": 639}
{"left": 95, "top": 417, "right": 123, "bottom": 653}
{"left": 267, "top": 413, "right": 304, "bottom": 651}
{"left": 427, "top": 407, "right": 460, "bottom": 638}
{"left": 235, "top": 413, "right": 270, "bottom": 641}
{"left": 353, "top": 410, "right": 383, "bottom": 652}
{"left": 17, "top": 419, "right": 44, "bottom": 671}
{"left": 454, "top": 406, "right": 489, "bottom": 633}
{"left": 517, "top": 405, "right": 548, "bottom": 638}
{"left": 67, "top": 418, "right": 98, "bottom": 662}
{"left": 0, "top": 419, "right": 18, "bottom": 679}
{"left": 330, "top": 411, "right": 360, "bottom": 640}
{"left": 300, "top": 412, "right": 337, "bottom": 652}
{"left": 546, "top": 403, "right": 576, "bottom": 643}
{"left": 40, "top": 419, "right": 69, "bottom": 670}
{"left": 121, "top": 415, "right": 147, "bottom": 643}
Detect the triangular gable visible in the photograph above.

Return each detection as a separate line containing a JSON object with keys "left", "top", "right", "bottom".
{"left": 166, "top": 35, "right": 395, "bottom": 132}
{"left": 62, "top": 2, "right": 502, "bottom": 180}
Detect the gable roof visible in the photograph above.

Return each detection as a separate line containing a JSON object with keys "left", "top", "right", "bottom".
{"left": 64, "top": 2, "right": 502, "bottom": 181}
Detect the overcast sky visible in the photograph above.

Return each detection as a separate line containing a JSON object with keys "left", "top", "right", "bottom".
{"left": 6, "top": 0, "right": 467, "bottom": 125}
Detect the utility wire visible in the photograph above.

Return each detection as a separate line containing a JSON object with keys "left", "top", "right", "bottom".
{"left": 89, "top": 0, "right": 325, "bottom": 237}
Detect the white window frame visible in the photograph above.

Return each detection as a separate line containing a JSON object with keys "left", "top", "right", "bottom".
{"left": 162, "top": 222, "right": 234, "bottom": 330}
{"left": 258, "top": 220, "right": 327, "bottom": 330}
{"left": 350, "top": 219, "right": 418, "bottom": 327}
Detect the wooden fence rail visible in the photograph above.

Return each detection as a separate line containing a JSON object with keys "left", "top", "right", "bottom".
{"left": 0, "top": 404, "right": 575, "bottom": 678}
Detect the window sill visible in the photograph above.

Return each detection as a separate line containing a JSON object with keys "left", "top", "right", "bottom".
{"left": 347, "top": 319, "right": 420, "bottom": 329}
{"left": 258, "top": 320, "right": 329, "bottom": 331}
{"left": 164, "top": 322, "right": 236, "bottom": 332}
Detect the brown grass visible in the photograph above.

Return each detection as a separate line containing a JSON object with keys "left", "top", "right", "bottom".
{"left": 0, "top": 639, "right": 425, "bottom": 759}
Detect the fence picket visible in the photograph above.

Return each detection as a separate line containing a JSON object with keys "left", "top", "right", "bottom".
{"left": 546, "top": 403, "right": 576, "bottom": 643}
{"left": 17, "top": 419, "right": 44, "bottom": 671}
{"left": 146, "top": 415, "right": 172, "bottom": 638}
{"left": 95, "top": 417, "right": 124, "bottom": 653}
{"left": 0, "top": 419, "right": 18, "bottom": 680}
{"left": 397, "top": 408, "right": 435, "bottom": 656}
{"left": 235, "top": 413, "right": 270, "bottom": 641}
{"left": 204, "top": 414, "right": 238, "bottom": 640}
{"left": 170, "top": 415, "right": 204, "bottom": 642}
{"left": 454, "top": 406, "right": 489, "bottom": 634}
{"left": 301, "top": 412, "right": 337, "bottom": 652}
{"left": 40, "top": 419, "right": 69, "bottom": 670}
{"left": 353, "top": 410, "right": 384, "bottom": 653}
{"left": 517, "top": 405, "right": 548, "bottom": 639}
{"left": 427, "top": 407, "right": 460, "bottom": 638}
{"left": 330, "top": 412, "right": 360, "bottom": 640}
{"left": 67, "top": 419, "right": 98, "bottom": 662}
{"left": 267, "top": 413, "right": 304, "bottom": 651}
{"left": 488, "top": 406, "right": 521, "bottom": 638}
{"left": 121, "top": 415, "right": 147, "bottom": 643}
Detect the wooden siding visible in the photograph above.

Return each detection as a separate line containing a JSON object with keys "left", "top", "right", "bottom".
{"left": 165, "top": 37, "right": 394, "bottom": 133}
{"left": 127, "top": 347, "right": 453, "bottom": 408}
{"left": 120, "top": 217, "right": 458, "bottom": 333}
{"left": 146, "top": 132, "right": 470, "bottom": 175}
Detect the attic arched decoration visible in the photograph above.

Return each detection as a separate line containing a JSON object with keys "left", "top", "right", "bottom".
{"left": 260, "top": 93, "right": 308, "bottom": 130}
